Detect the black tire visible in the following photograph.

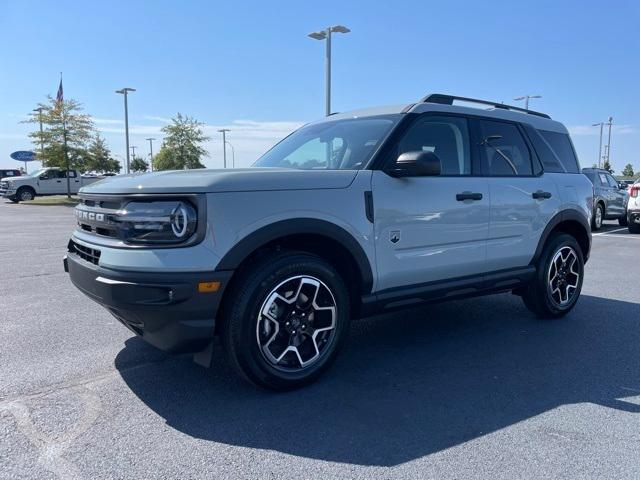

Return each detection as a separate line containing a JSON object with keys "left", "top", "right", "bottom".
{"left": 16, "top": 187, "right": 35, "bottom": 202}
{"left": 591, "top": 203, "right": 604, "bottom": 231}
{"left": 618, "top": 215, "right": 628, "bottom": 226}
{"left": 522, "top": 233, "right": 584, "bottom": 319}
{"left": 219, "top": 251, "right": 350, "bottom": 391}
{"left": 629, "top": 221, "right": 640, "bottom": 234}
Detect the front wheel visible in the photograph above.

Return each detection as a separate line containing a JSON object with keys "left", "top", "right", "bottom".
{"left": 17, "top": 187, "right": 35, "bottom": 202}
{"left": 523, "top": 233, "right": 584, "bottom": 318}
{"left": 220, "top": 251, "right": 350, "bottom": 390}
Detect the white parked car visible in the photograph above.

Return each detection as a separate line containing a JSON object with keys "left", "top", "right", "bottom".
{"left": 627, "top": 181, "right": 640, "bottom": 233}
{"left": 0, "top": 167, "right": 103, "bottom": 202}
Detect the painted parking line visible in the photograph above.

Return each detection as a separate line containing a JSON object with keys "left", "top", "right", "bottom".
{"left": 593, "top": 228, "right": 629, "bottom": 236}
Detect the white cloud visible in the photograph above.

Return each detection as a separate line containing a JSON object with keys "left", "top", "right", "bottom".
{"left": 142, "top": 115, "right": 172, "bottom": 123}
{"left": 93, "top": 117, "right": 123, "bottom": 125}
{"left": 568, "top": 124, "right": 638, "bottom": 136}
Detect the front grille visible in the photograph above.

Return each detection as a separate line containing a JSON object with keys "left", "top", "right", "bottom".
{"left": 69, "top": 240, "right": 101, "bottom": 265}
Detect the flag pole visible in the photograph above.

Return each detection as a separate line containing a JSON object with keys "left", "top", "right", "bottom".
{"left": 59, "top": 72, "right": 71, "bottom": 199}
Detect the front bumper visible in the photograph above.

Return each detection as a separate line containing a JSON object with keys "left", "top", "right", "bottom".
{"left": 0, "top": 187, "right": 16, "bottom": 197}
{"left": 64, "top": 251, "right": 233, "bottom": 354}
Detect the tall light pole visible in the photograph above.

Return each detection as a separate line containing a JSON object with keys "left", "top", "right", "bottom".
{"left": 225, "top": 141, "right": 235, "bottom": 168}
{"left": 308, "top": 25, "right": 350, "bottom": 116}
{"left": 514, "top": 94, "right": 542, "bottom": 110}
{"left": 592, "top": 122, "right": 605, "bottom": 168}
{"left": 218, "top": 129, "right": 230, "bottom": 168}
{"left": 604, "top": 116, "right": 613, "bottom": 168}
{"left": 115, "top": 87, "right": 136, "bottom": 174}
{"left": 146, "top": 138, "right": 155, "bottom": 172}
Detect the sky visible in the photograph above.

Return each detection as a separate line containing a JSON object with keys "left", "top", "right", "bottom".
{"left": 1, "top": 0, "right": 639, "bottom": 173}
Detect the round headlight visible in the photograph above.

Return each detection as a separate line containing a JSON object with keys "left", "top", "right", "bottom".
{"left": 171, "top": 205, "right": 189, "bottom": 238}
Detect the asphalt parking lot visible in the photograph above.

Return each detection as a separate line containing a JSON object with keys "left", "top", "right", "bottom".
{"left": 1, "top": 200, "right": 639, "bottom": 480}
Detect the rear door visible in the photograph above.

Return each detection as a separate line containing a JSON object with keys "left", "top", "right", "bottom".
{"left": 67, "top": 170, "right": 82, "bottom": 193}
{"left": 475, "top": 118, "right": 561, "bottom": 272}
{"left": 372, "top": 114, "right": 489, "bottom": 291}
{"left": 604, "top": 173, "right": 626, "bottom": 217}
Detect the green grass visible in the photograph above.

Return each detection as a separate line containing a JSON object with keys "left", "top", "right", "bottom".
{"left": 21, "top": 195, "right": 79, "bottom": 206}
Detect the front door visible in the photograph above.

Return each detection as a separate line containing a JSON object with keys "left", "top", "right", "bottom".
{"left": 372, "top": 114, "right": 489, "bottom": 291}
{"left": 37, "top": 171, "right": 63, "bottom": 194}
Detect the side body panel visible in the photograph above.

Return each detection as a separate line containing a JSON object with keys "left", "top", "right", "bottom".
{"left": 371, "top": 170, "right": 489, "bottom": 290}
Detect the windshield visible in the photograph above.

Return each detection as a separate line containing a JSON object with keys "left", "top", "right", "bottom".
{"left": 254, "top": 115, "right": 400, "bottom": 170}
{"left": 29, "top": 168, "right": 47, "bottom": 177}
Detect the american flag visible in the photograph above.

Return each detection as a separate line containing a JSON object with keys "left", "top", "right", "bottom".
{"left": 56, "top": 78, "right": 63, "bottom": 105}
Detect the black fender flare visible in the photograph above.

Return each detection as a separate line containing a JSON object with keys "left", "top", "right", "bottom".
{"left": 530, "top": 209, "right": 592, "bottom": 265}
{"left": 215, "top": 218, "right": 374, "bottom": 294}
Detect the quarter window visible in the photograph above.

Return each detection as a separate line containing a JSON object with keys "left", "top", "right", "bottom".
{"left": 539, "top": 130, "right": 581, "bottom": 173}
{"left": 478, "top": 120, "right": 532, "bottom": 176}
{"left": 397, "top": 116, "right": 471, "bottom": 175}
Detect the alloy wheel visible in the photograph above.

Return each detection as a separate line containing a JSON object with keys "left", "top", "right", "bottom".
{"left": 547, "top": 246, "right": 580, "bottom": 306}
{"left": 256, "top": 275, "right": 337, "bottom": 372}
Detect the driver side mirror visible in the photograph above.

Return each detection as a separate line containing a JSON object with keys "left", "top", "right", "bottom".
{"left": 387, "top": 151, "right": 441, "bottom": 178}
{"left": 619, "top": 183, "right": 628, "bottom": 190}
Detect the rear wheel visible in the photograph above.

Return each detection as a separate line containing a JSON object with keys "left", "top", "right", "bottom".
{"left": 629, "top": 220, "right": 640, "bottom": 234}
{"left": 523, "top": 233, "right": 584, "bottom": 318}
{"left": 220, "top": 251, "right": 350, "bottom": 391}
{"left": 591, "top": 203, "right": 604, "bottom": 230}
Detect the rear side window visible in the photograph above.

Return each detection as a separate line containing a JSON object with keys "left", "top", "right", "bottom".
{"left": 538, "top": 130, "right": 581, "bottom": 173}
{"left": 477, "top": 119, "right": 532, "bottom": 176}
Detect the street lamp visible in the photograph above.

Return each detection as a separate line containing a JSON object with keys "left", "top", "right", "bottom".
{"left": 115, "top": 87, "right": 136, "bottom": 174}
{"left": 308, "top": 25, "right": 350, "bottom": 116}
{"left": 592, "top": 122, "right": 605, "bottom": 168}
{"left": 513, "top": 94, "right": 541, "bottom": 110}
{"left": 130, "top": 145, "right": 137, "bottom": 159}
{"left": 604, "top": 116, "right": 613, "bottom": 167}
{"left": 218, "top": 129, "right": 230, "bottom": 168}
{"left": 146, "top": 138, "right": 156, "bottom": 172}
{"left": 225, "top": 141, "right": 235, "bottom": 168}
{"left": 32, "top": 107, "right": 45, "bottom": 167}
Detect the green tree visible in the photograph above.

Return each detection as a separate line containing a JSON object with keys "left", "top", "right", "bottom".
{"left": 130, "top": 155, "right": 149, "bottom": 172}
{"left": 622, "top": 163, "right": 635, "bottom": 177}
{"left": 23, "top": 96, "right": 94, "bottom": 172}
{"left": 603, "top": 159, "right": 614, "bottom": 174}
{"left": 152, "top": 113, "right": 209, "bottom": 171}
{"left": 86, "top": 134, "right": 121, "bottom": 174}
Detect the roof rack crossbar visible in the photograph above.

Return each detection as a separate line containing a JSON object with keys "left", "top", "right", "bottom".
{"left": 420, "top": 93, "right": 551, "bottom": 119}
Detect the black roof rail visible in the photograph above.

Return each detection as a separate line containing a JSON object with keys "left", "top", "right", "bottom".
{"left": 420, "top": 93, "right": 551, "bottom": 119}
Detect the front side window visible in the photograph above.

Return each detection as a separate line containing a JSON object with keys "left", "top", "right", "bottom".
{"left": 478, "top": 120, "right": 532, "bottom": 176}
{"left": 396, "top": 115, "right": 471, "bottom": 175}
{"left": 254, "top": 115, "right": 400, "bottom": 170}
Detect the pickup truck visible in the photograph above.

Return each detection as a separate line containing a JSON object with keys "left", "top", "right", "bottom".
{"left": 0, "top": 167, "right": 103, "bottom": 202}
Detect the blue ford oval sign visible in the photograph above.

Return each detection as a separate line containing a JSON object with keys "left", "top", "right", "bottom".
{"left": 10, "top": 151, "right": 36, "bottom": 162}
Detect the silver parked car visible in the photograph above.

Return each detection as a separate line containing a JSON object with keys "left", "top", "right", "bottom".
{"left": 582, "top": 168, "right": 629, "bottom": 230}
{"left": 64, "top": 94, "right": 593, "bottom": 390}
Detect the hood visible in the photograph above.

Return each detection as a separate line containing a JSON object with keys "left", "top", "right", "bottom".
{"left": 1, "top": 176, "right": 29, "bottom": 183}
{"left": 80, "top": 168, "right": 359, "bottom": 195}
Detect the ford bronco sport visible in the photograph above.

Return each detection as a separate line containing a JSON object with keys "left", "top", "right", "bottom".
{"left": 64, "top": 94, "right": 593, "bottom": 390}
